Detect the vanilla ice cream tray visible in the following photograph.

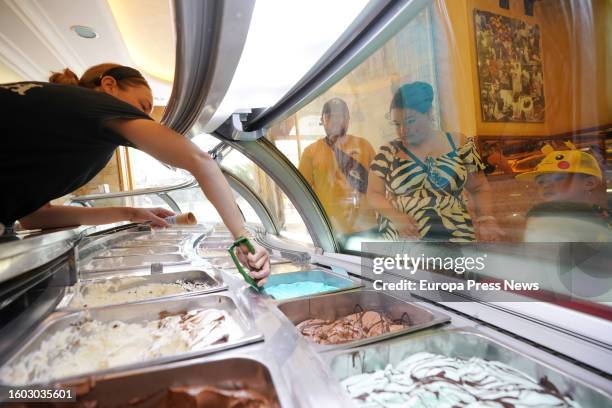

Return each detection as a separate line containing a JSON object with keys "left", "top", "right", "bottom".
{"left": 79, "top": 253, "right": 191, "bottom": 274}
{"left": 56, "top": 269, "right": 228, "bottom": 310}
{"left": 0, "top": 293, "right": 263, "bottom": 387}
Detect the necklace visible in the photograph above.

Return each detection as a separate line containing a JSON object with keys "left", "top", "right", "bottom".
{"left": 397, "top": 142, "right": 449, "bottom": 189}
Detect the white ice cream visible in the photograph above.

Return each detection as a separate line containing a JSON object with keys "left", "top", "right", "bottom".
{"left": 0, "top": 308, "right": 242, "bottom": 386}
{"left": 68, "top": 278, "right": 212, "bottom": 308}
{"left": 342, "top": 352, "right": 582, "bottom": 407}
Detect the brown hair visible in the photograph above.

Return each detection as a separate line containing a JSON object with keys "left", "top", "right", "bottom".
{"left": 49, "top": 63, "right": 149, "bottom": 90}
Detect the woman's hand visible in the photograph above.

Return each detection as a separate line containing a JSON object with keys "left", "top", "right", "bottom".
{"left": 478, "top": 218, "right": 505, "bottom": 242}
{"left": 128, "top": 207, "right": 175, "bottom": 228}
{"left": 390, "top": 212, "right": 421, "bottom": 239}
{"left": 235, "top": 240, "right": 271, "bottom": 287}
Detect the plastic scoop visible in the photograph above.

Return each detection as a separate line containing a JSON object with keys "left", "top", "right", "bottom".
{"left": 228, "top": 236, "right": 261, "bottom": 290}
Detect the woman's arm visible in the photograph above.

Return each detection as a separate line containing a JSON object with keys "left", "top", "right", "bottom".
{"left": 464, "top": 172, "right": 494, "bottom": 218}
{"left": 109, "top": 119, "right": 247, "bottom": 238}
{"left": 19, "top": 203, "right": 173, "bottom": 229}
{"left": 464, "top": 171, "right": 505, "bottom": 241}
{"left": 108, "top": 119, "right": 270, "bottom": 283}
{"left": 366, "top": 172, "right": 419, "bottom": 238}
{"left": 455, "top": 132, "right": 504, "bottom": 241}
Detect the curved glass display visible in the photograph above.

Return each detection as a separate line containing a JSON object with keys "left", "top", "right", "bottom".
{"left": 266, "top": 0, "right": 611, "bottom": 314}
{"left": 221, "top": 149, "right": 312, "bottom": 244}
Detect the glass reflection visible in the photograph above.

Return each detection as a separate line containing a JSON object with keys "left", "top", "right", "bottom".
{"left": 298, "top": 98, "right": 377, "bottom": 243}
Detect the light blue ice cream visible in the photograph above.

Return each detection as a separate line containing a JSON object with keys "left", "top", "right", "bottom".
{"left": 264, "top": 281, "right": 339, "bottom": 300}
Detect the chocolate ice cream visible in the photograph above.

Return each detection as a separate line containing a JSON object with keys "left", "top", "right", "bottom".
{"left": 296, "top": 310, "right": 406, "bottom": 345}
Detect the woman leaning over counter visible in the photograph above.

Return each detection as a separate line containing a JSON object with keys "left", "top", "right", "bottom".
{"left": 0, "top": 63, "right": 269, "bottom": 284}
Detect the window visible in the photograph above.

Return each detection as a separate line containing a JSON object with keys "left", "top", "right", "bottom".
{"left": 168, "top": 187, "right": 263, "bottom": 227}
{"left": 128, "top": 148, "right": 190, "bottom": 189}
{"left": 221, "top": 149, "right": 313, "bottom": 244}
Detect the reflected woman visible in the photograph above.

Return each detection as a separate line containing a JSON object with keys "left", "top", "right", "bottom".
{"left": 367, "top": 82, "right": 504, "bottom": 242}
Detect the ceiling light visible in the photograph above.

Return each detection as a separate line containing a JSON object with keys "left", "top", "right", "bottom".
{"left": 71, "top": 25, "right": 99, "bottom": 39}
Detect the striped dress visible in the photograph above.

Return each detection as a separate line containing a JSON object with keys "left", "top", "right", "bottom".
{"left": 370, "top": 134, "right": 485, "bottom": 242}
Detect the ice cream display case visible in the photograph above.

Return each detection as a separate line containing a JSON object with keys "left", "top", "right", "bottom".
{"left": 1, "top": 0, "right": 611, "bottom": 405}
{"left": 0, "top": 222, "right": 610, "bottom": 407}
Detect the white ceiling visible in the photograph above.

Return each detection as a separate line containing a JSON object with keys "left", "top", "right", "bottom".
{"left": 205, "top": 0, "right": 370, "bottom": 132}
{"left": 0, "top": 0, "right": 173, "bottom": 104}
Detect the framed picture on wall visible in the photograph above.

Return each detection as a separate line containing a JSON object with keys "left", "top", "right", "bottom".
{"left": 474, "top": 10, "right": 545, "bottom": 123}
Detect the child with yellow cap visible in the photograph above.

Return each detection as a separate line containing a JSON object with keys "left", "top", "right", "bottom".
{"left": 516, "top": 145, "right": 610, "bottom": 242}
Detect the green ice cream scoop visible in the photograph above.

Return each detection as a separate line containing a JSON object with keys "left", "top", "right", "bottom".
{"left": 228, "top": 236, "right": 261, "bottom": 290}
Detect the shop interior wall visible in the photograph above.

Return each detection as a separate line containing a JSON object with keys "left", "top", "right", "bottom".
{"left": 437, "top": 0, "right": 611, "bottom": 137}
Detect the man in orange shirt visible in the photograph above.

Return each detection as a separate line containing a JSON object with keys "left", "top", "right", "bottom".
{"left": 298, "top": 98, "right": 377, "bottom": 241}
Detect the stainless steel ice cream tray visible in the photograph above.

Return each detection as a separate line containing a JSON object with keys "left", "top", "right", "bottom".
{"left": 198, "top": 240, "right": 235, "bottom": 249}
{"left": 93, "top": 245, "right": 182, "bottom": 258}
{"left": 56, "top": 269, "right": 228, "bottom": 310}
{"left": 112, "top": 238, "right": 187, "bottom": 247}
{"left": 277, "top": 289, "right": 449, "bottom": 352}
{"left": 0, "top": 293, "right": 263, "bottom": 387}
{"left": 262, "top": 270, "right": 363, "bottom": 300}
{"left": 79, "top": 253, "right": 190, "bottom": 273}
{"left": 327, "top": 328, "right": 611, "bottom": 407}
{"left": 49, "top": 357, "right": 282, "bottom": 407}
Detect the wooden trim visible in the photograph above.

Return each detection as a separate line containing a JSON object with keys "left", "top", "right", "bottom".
{"left": 115, "top": 147, "right": 134, "bottom": 191}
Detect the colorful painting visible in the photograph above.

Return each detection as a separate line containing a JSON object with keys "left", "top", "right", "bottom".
{"left": 474, "top": 10, "right": 545, "bottom": 122}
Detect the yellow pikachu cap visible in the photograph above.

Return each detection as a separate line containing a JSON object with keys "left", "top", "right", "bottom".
{"left": 516, "top": 145, "right": 602, "bottom": 181}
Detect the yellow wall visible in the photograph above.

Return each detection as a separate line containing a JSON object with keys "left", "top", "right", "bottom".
{"left": 432, "top": 0, "right": 478, "bottom": 137}
{"left": 436, "top": 0, "right": 610, "bottom": 137}
{"left": 0, "top": 61, "right": 23, "bottom": 83}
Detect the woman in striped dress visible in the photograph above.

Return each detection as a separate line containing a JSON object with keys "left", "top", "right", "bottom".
{"left": 367, "top": 82, "right": 504, "bottom": 242}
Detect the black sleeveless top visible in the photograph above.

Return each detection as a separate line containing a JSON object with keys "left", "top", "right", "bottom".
{"left": 0, "top": 82, "right": 152, "bottom": 225}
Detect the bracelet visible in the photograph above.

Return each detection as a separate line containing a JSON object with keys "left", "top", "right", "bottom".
{"left": 476, "top": 215, "right": 496, "bottom": 223}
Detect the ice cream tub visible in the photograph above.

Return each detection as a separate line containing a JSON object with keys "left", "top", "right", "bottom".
{"left": 0, "top": 294, "right": 263, "bottom": 386}
{"left": 327, "top": 329, "right": 611, "bottom": 407}
{"left": 207, "top": 233, "right": 234, "bottom": 239}
{"left": 198, "top": 249, "right": 231, "bottom": 259}
{"left": 43, "top": 357, "right": 282, "bottom": 407}
{"left": 79, "top": 253, "right": 190, "bottom": 273}
{"left": 134, "top": 231, "right": 192, "bottom": 240}
{"left": 56, "top": 269, "right": 227, "bottom": 310}
{"left": 111, "top": 239, "right": 186, "bottom": 248}
{"left": 262, "top": 270, "right": 362, "bottom": 301}
{"left": 199, "top": 240, "right": 235, "bottom": 249}
{"left": 93, "top": 245, "right": 181, "bottom": 258}
{"left": 277, "top": 290, "right": 449, "bottom": 352}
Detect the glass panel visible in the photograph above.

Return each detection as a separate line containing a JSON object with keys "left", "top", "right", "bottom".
{"left": 221, "top": 149, "right": 313, "bottom": 244}
{"left": 167, "top": 187, "right": 263, "bottom": 227}
{"left": 267, "top": 1, "right": 611, "bottom": 312}
{"left": 128, "top": 148, "right": 191, "bottom": 189}
{"left": 86, "top": 194, "right": 170, "bottom": 210}
{"left": 191, "top": 133, "right": 223, "bottom": 153}
{"left": 167, "top": 187, "right": 222, "bottom": 224}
